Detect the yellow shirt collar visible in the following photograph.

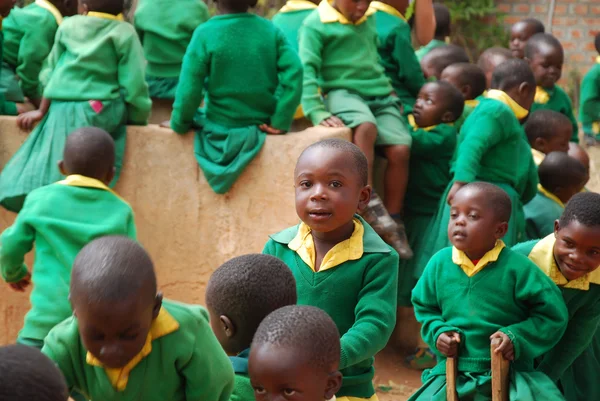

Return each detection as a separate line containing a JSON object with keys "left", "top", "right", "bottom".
{"left": 368, "top": 1, "right": 405, "bottom": 20}
{"left": 452, "top": 240, "right": 505, "bottom": 277}
{"left": 57, "top": 174, "right": 128, "bottom": 205}
{"left": 597, "top": 56, "right": 600, "bottom": 64}
{"left": 538, "top": 183, "right": 564, "bottom": 208}
{"left": 407, "top": 114, "right": 438, "bottom": 132}
{"left": 531, "top": 148, "right": 545, "bottom": 166}
{"left": 534, "top": 86, "right": 551, "bottom": 104}
{"left": 279, "top": 0, "right": 318, "bottom": 13}
{"left": 86, "top": 12, "right": 125, "bottom": 21}
{"left": 486, "top": 89, "right": 529, "bottom": 120}
{"left": 318, "top": 0, "right": 375, "bottom": 25}
{"left": 288, "top": 219, "right": 364, "bottom": 272}
{"left": 35, "top": 0, "right": 63, "bottom": 25}
{"left": 86, "top": 307, "right": 179, "bottom": 391}
{"left": 465, "top": 99, "right": 479, "bottom": 108}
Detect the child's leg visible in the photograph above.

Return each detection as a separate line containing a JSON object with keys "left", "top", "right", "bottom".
{"left": 353, "top": 122, "right": 378, "bottom": 184}
{"left": 381, "top": 145, "right": 410, "bottom": 215}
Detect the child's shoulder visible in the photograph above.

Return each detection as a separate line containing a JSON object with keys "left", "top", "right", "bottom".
{"left": 301, "top": 8, "right": 324, "bottom": 28}
{"left": 161, "top": 299, "right": 210, "bottom": 332}
{"left": 511, "top": 239, "right": 541, "bottom": 257}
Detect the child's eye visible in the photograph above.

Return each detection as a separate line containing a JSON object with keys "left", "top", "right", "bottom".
{"left": 121, "top": 333, "right": 139, "bottom": 341}
{"left": 299, "top": 181, "right": 312, "bottom": 188}
{"left": 563, "top": 240, "right": 575, "bottom": 248}
{"left": 283, "top": 389, "right": 296, "bottom": 396}
{"left": 450, "top": 212, "right": 457, "bottom": 218}
{"left": 426, "top": 99, "right": 433, "bottom": 105}
{"left": 330, "top": 181, "right": 342, "bottom": 188}
{"left": 590, "top": 250, "right": 599, "bottom": 257}
{"left": 468, "top": 214, "right": 478, "bottom": 219}
{"left": 254, "top": 387, "right": 266, "bottom": 395}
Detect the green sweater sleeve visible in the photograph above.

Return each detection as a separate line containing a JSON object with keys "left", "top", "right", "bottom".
{"left": 560, "top": 90, "right": 579, "bottom": 143}
{"left": 42, "top": 28, "right": 64, "bottom": 93}
{"left": 0, "top": 202, "right": 35, "bottom": 282}
{"left": 230, "top": 374, "right": 255, "bottom": 401}
{"left": 339, "top": 252, "right": 398, "bottom": 369}
{"left": 391, "top": 29, "right": 424, "bottom": 99}
{"left": 271, "top": 28, "right": 303, "bottom": 131}
{"left": 16, "top": 20, "right": 56, "bottom": 100}
{"left": 521, "top": 151, "right": 539, "bottom": 205}
{"left": 410, "top": 125, "right": 452, "bottom": 156}
{"left": 580, "top": 68, "right": 600, "bottom": 123}
{"left": 41, "top": 322, "right": 78, "bottom": 392}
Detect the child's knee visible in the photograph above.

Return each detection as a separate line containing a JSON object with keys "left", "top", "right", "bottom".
{"left": 384, "top": 144, "right": 411, "bottom": 163}
{"left": 353, "top": 122, "right": 378, "bottom": 142}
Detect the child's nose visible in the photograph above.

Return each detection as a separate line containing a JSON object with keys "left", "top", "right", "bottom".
{"left": 309, "top": 184, "right": 328, "bottom": 200}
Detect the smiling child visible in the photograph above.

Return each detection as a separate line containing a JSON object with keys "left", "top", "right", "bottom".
{"left": 509, "top": 18, "right": 545, "bottom": 59}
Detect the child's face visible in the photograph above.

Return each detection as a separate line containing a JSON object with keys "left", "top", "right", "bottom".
{"left": 0, "top": 0, "right": 15, "bottom": 18}
{"left": 421, "top": 56, "right": 439, "bottom": 81}
{"left": 413, "top": 83, "right": 451, "bottom": 127}
{"left": 294, "top": 147, "right": 370, "bottom": 235}
{"left": 510, "top": 22, "right": 537, "bottom": 59}
{"left": 332, "top": 0, "right": 371, "bottom": 23}
{"left": 441, "top": 66, "right": 471, "bottom": 100}
{"left": 528, "top": 45, "right": 563, "bottom": 88}
{"left": 535, "top": 124, "right": 571, "bottom": 154}
{"left": 553, "top": 220, "right": 600, "bottom": 281}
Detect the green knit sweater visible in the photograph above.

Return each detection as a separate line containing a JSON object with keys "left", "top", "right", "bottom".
{"left": 579, "top": 63, "right": 600, "bottom": 134}
{"left": 134, "top": 0, "right": 209, "bottom": 78}
{"left": 524, "top": 190, "right": 564, "bottom": 240}
{"left": 0, "top": 180, "right": 136, "bottom": 341}
{"left": 415, "top": 38, "right": 446, "bottom": 61}
{"left": 263, "top": 217, "right": 398, "bottom": 398}
{"left": 42, "top": 300, "right": 235, "bottom": 401}
{"left": 272, "top": 8, "right": 315, "bottom": 53}
{"left": 531, "top": 85, "right": 579, "bottom": 142}
{"left": 43, "top": 15, "right": 151, "bottom": 125}
{"left": 0, "top": 30, "right": 17, "bottom": 115}
{"left": 171, "top": 13, "right": 303, "bottom": 133}
{"left": 229, "top": 349, "right": 254, "bottom": 401}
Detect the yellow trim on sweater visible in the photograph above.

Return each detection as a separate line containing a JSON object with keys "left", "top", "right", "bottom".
{"left": 534, "top": 86, "right": 550, "bottom": 104}
{"left": 407, "top": 114, "right": 437, "bottom": 131}
{"left": 318, "top": 0, "right": 375, "bottom": 25}
{"left": 288, "top": 219, "right": 364, "bottom": 272}
{"left": 368, "top": 1, "right": 405, "bottom": 20}
{"left": 278, "top": 0, "right": 318, "bottom": 13}
{"left": 452, "top": 240, "right": 505, "bottom": 277}
{"left": 35, "top": 0, "right": 63, "bottom": 25}
{"left": 86, "top": 12, "right": 125, "bottom": 21}
{"left": 538, "top": 184, "right": 564, "bottom": 208}
{"left": 531, "top": 148, "right": 545, "bottom": 166}
{"left": 337, "top": 395, "right": 379, "bottom": 401}
{"left": 86, "top": 307, "right": 180, "bottom": 391}
{"left": 486, "top": 89, "right": 529, "bottom": 120}
{"left": 57, "top": 175, "right": 127, "bottom": 204}
{"left": 596, "top": 56, "right": 600, "bottom": 64}
{"left": 465, "top": 99, "right": 479, "bottom": 108}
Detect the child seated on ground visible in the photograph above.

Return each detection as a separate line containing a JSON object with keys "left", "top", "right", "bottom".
{"left": 477, "top": 47, "right": 513, "bottom": 89}
{"left": 579, "top": 33, "right": 600, "bottom": 145}
{"left": 42, "top": 236, "right": 235, "bottom": 401}
{"left": 526, "top": 33, "right": 579, "bottom": 142}
{"left": 420, "top": 44, "right": 469, "bottom": 81}
{"left": 415, "top": 3, "right": 450, "bottom": 61}
{"left": 0, "top": 344, "right": 68, "bottom": 401}
{"left": 515, "top": 193, "right": 600, "bottom": 401}
{"left": 410, "top": 182, "right": 568, "bottom": 401}
{"left": 249, "top": 305, "right": 342, "bottom": 401}
{"left": 168, "top": 0, "right": 302, "bottom": 195}
{"left": 0, "top": 128, "right": 136, "bottom": 350}
{"left": 263, "top": 138, "right": 399, "bottom": 400}
{"left": 524, "top": 152, "right": 588, "bottom": 240}
{"left": 525, "top": 110, "right": 572, "bottom": 165}
{"left": 300, "top": 0, "right": 413, "bottom": 257}
{"left": 509, "top": 18, "right": 545, "bottom": 59}
{"left": 272, "top": 0, "right": 318, "bottom": 52}
{"left": 134, "top": 0, "right": 209, "bottom": 101}
{"left": 0, "top": 0, "right": 151, "bottom": 212}
{"left": 205, "top": 254, "right": 297, "bottom": 401}
{"left": 440, "top": 62, "right": 487, "bottom": 132}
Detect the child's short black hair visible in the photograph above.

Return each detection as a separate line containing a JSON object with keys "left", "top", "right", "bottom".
{"left": 524, "top": 110, "right": 572, "bottom": 145}
{"left": 299, "top": 139, "right": 368, "bottom": 186}
{"left": 490, "top": 58, "right": 536, "bottom": 91}
{"left": 63, "top": 127, "right": 115, "bottom": 180}
{"left": 71, "top": 236, "right": 156, "bottom": 304}
{"left": 424, "top": 44, "right": 470, "bottom": 78}
{"left": 0, "top": 344, "right": 69, "bottom": 401}
{"left": 433, "top": 4, "right": 451, "bottom": 38}
{"left": 524, "top": 33, "right": 563, "bottom": 60}
{"left": 519, "top": 18, "right": 545, "bottom": 35}
{"left": 539, "top": 152, "right": 587, "bottom": 194}
{"left": 559, "top": 192, "right": 600, "bottom": 228}
{"left": 434, "top": 81, "right": 465, "bottom": 122}
{"left": 477, "top": 47, "right": 513, "bottom": 72}
{"left": 459, "top": 182, "right": 512, "bottom": 222}
{"left": 80, "top": 0, "right": 124, "bottom": 15}
{"left": 443, "top": 63, "right": 487, "bottom": 99}
{"left": 206, "top": 254, "right": 297, "bottom": 348}
{"left": 252, "top": 305, "right": 340, "bottom": 372}
{"left": 595, "top": 32, "right": 600, "bottom": 55}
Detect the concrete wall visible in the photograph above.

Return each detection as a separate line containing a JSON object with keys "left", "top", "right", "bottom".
{"left": 0, "top": 118, "right": 350, "bottom": 345}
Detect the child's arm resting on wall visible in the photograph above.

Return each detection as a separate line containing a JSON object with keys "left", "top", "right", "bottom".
{"left": 0, "top": 199, "right": 35, "bottom": 287}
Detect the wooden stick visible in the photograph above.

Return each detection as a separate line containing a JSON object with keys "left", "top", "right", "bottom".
{"left": 446, "top": 356, "right": 459, "bottom": 401}
{"left": 491, "top": 338, "right": 510, "bottom": 401}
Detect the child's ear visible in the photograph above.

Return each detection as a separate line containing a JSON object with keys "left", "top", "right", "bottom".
{"left": 357, "top": 185, "right": 372, "bottom": 213}
{"left": 441, "top": 111, "right": 454, "bottom": 124}
{"left": 58, "top": 160, "right": 67, "bottom": 176}
{"left": 518, "top": 82, "right": 533, "bottom": 97}
{"left": 219, "top": 315, "right": 236, "bottom": 338}
{"left": 461, "top": 84, "right": 472, "bottom": 98}
{"left": 495, "top": 222, "right": 509, "bottom": 239}
{"left": 152, "top": 292, "right": 163, "bottom": 319}
{"left": 554, "top": 219, "right": 560, "bottom": 236}
{"left": 534, "top": 137, "right": 547, "bottom": 152}
{"left": 324, "top": 371, "right": 343, "bottom": 400}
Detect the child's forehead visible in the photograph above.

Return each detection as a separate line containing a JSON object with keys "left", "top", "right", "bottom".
{"left": 531, "top": 43, "right": 563, "bottom": 60}
{"left": 296, "top": 147, "right": 358, "bottom": 175}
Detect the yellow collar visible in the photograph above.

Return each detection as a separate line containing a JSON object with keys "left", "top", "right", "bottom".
{"left": 368, "top": 1, "right": 405, "bottom": 20}
{"left": 538, "top": 183, "right": 564, "bottom": 208}
{"left": 452, "top": 240, "right": 505, "bottom": 277}
{"left": 535, "top": 86, "right": 551, "bottom": 104}
{"left": 597, "top": 56, "right": 600, "bottom": 64}
{"left": 318, "top": 0, "right": 375, "bottom": 25}
{"left": 465, "top": 99, "right": 479, "bottom": 108}
{"left": 288, "top": 219, "right": 364, "bottom": 272}
{"left": 531, "top": 148, "right": 545, "bottom": 166}
{"left": 86, "top": 11, "right": 124, "bottom": 21}
{"left": 407, "top": 114, "right": 438, "bottom": 132}
{"left": 278, "top": 0, "right": 318, "bottom": 13}
{"left": 86, "top": 307, "right": 180, "bottom": 391}
{"left": 35, "top": 0, "right": 63, "bottom": 25}
{"left": 57, "top": 174, "right": 128, "bottom": 204}
{"left": 486, "top": 89, "right": 529, "bottom": 120}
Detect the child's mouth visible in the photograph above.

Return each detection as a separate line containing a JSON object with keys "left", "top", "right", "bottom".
{"left": 308, "top": 211, "right": 332, "bottom": 221}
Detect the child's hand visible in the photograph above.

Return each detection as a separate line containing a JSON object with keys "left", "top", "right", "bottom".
{"left": 436, "top": 331, "right": 461, "bottom": 357}
{"left": 159, "top": 120, "right": 171, "bottom": 129}
{"left": 490, "top": 331, "right": 514, "bottom": 361}
{"left": 447, "top": 181, "right": 467, "bottom": 205}
{"left": 17, "top": 110, "right": 44, "bottom": 131}
{"left": 259, "top": 124, "right": 285, "bottom": 135}
{"left": 8, "top": 273, "right": 31, "bottom": 292}
{"left": 319, "top": 116, "right": 345, "bottom": 128}
{"left": 16, "top": 102, "right": 36, "bottom": 115}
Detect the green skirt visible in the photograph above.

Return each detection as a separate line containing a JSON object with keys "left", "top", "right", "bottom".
{"left": 0, "top": 62, "right": 25, "bottom": 103}
{"left": 559, "top": 330, "right": 600, "bottom": 401}
{"left": 146, "top": 74, "right": 179, "bottom": 100}
{"left": 398, "top": 212, "right": 433, "bottom": 306}
{"left": 0, "top": 99, "right": 126, "bottom": 212}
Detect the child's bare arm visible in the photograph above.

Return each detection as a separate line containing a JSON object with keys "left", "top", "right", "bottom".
{"left": 17, "top": 97, "right": 50, "bottom": 131}
{"left": 437, "top": 331, "right": 461, "bottom": 357}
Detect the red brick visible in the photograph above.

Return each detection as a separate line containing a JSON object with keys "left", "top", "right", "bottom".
{"left": 552, "top": 17, "right": 579, "bottom": 26}
{"left": 553, "top": 30, "right": 565, "bottom": 39}
{"left": 585, "top": 42, "right": 598, "bottom": 52}
{"left": 589, "top": 30, "right": 600, "bottom": 37}
{"left": 514, "top": 4, "right": 530, "bottom": 13}
{"left": 571, "top": 29, "right": 583, "bottom": 39}
{"left": 583, "top": 19, "right": 600, "bottom": 26}
{"left": 533, "top": 5, "right": 547, "bottom": 13}
{"left": 572, "top": 4, "right": 589, "bottom": 15}
{"left": 592, "top": 6, "right": 600, "bottom": 15}
{"left": 570, "top": 53, "right": 586, "bottom": 63}
{"left": 504, "top": 16, "right": 521, "bottom": 25}
{"left": 562, "top": 41, "right": 576, "bottom": 51}
{"left": 553, "top": 5, "right": 568, "bottom": 15}
{"left": 497, "top": 3, "right": 511, "bottom": 13}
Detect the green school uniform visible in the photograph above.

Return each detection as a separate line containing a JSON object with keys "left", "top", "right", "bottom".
{"left": 513, "top": 236, "right": 600, "bottom": 401}
{"left": 531, "top": 85, "right": 579, "bottom": 143}
{"left": 230, "top": 349, "right": 254, "bottom": 401}
{"left": 454, "top": 99, "right": 478, "bottom": 134}
{"left": 579, "top": 61, "right": 600, "bottom": 140}
{"left": 171, "top": 13, "right": 302, "bottom": 195}
{"left": 0, "top": 19, "right": 17, "bottom": 115}
{"left": 410, "top": 244, "right": 568, "bottom": 401}
{"left": 524, "top": 185, "right": 564, "bottom": 240}
{"left": 134, "top": 0, "right": 209, "bottom": 99}
{"left": 42, "top": 300, "right": 235, "bottom": 401}
{"left": 272, "top": 0, "right": 318, "bottom": 53}
{"left": 415, "top": 38, "right": 446, "bottom": 62}
{"left": 263, "top": 216, "right": 399, "bottom": 398}
{"left": 0, "top": 175, "right": 136, "bottom": 342}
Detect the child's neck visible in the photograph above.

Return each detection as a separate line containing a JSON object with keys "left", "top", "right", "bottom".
{"left": 311, "top": 220, "right": 355, "bottom": 271}
{"left": 217, "top": 4, "right": 249, "bottom": 14}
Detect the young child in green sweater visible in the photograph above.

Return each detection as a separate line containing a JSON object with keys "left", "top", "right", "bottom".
{"left": 0, "top": 0, "right": 151, "bottom": 212}
{"left": 410, "top": 182, "right": 568, "bottom": 401}
{"left": 420, "top": 44, "right": 469, "bottom": 81}
{"left": 42, "top": 236, "right": 235, "bottom": 401}
{"left": 249, "top": 305, "right": 343, "bottom": 401}
{"left": 509, "top": 18, "right": 545, "bottom": 59}
{"left": 526, "top": 33, "right": 579, "bottom": 142}
{"left": 1, "top": 127, "right": 136, "bottom": 350}
{"left": 415, "top": 3, "right": 449, "bottom": 61}
{"left": 0, "top": 344, "right": 69, "bottom": 401}
{"left": 579, "top": 33, "right": 600, "bottom": 145}
{"left": 272, "top": 0, "right": 318, "bottom": 53}
{"left": 524, "top": 110, "right": 572, "bottom": 165}
{"left": 263, "top": 139, "right": 399, "bottom": 400}
{"left": 206, "top": 254, "right": 297, "bottom": 401}
{"left": 477, "top": 47, "right": 513, "bottom": 90}
{"left": 440, "top": 62, "right": 486, "bottom": 133}
{"left": 524, "top": 152, "right": 587, "bottom": 240}
{"left": 514, "top": 192, "right": 600, "bottom": 401}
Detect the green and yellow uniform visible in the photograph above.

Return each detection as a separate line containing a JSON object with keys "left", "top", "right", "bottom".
{"left": 134, "top": 0, "right": 209, "bottom": 99}
{"left": 532, "top": 85, "right": 579, "bottom": 143}
{"left": 410, "top": 242, "right": 568, "bottom": 401}
{"left": 579, "top": 59, "right": 600, "bottom": 141}
{"left": 171, "top": 13, "right": 302, "bottom": 194}
{"left": 263, "top": 216, "right": 399, "bottom": 398}
{"left": 0, "top": 175, "right": 136, "bottom": 345}
{"left": 415, "top": 38, "right": 446, "bottom": 62}
{"left": 454, "top": 99, "right": 479, "bottom": 133}
{"left": 230, "top": 349, "right": 253, "bottom": 401}
{"left": 272, "top": 0, "right": 318, "bottom": 53}
{"left": 513, "top": 235, "right": 600, "bottom": 401}
{"left": 524, "top": 185, "right": 564, "bottom": 240}
{"left": 42, "top": 300, "right": 235, "bottom": 401}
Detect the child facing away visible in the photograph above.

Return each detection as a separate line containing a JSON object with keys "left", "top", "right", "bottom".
{"left": 299, "top": 0, "right": 413, "bottom": 258}
{"left": 509, "top": 18, "right": 545, "bottom": 59}
{"left": 415, "top": 3, "right": 449, "bottom": 61}
{"left": 524, "top": 152, "right": 588, "bottom": 240}
{"left": 42, "top": 236, "right": 235, "bottom": 401}
{"left": 410, "top": 182, "right": 568, "bottom": 401}
{"left": 272, "top": 0, "right": 318, "bottom": 53}
{"left": 524, "top": 110, "right": 572, "bottom": 165}
{"left": 579, "top": 33, "right": 600, "bottom": 145}
{"left": 0, "top": 128, "right": 136, "bottom": 350}
{"left": 168, "top": 0, "right": 302, "bottom": 195}
{"left": 440, "top": 62, "right": 487, "bottom": 132}
{"left": 420, "top": 44, "right": 469, "bottom": 81}
{"left": 0, "top": 0, "right": 151, "bottom": 212}
{"left": 205, "top": 254, "right": 297, "bottom": 401}
{"left": 263, "top": 139, "right": 399, "bottom": 400}
{"left": 0, "top": 344, "right": 69, "bottom": 401}
{"left": 249, "top": 305, "right": 343, "bottom": 401}
{"left": 526, "top": 33, "right": 579, "bottom": 142}
{"left": 514, "top": 193, "right": 600, "bottom": 401}
{"left": 134, "top": 0, "right": 209, "bottom": 100}
{"left": 477, "top": 47, "right": 513, "bottom": 90}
